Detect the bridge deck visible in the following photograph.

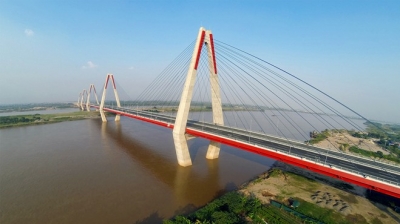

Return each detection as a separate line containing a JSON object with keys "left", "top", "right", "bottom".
{"left": 92, "top": 105, "right": 400, "bottom": 198}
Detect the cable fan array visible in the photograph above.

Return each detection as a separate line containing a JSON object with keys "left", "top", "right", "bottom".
{"left": 96, "top": 39, "right": 384, "bottom": 156}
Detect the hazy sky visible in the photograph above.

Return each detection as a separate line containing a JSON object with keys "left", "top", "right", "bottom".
{"left": 0, "top": 0, "right": 399, "bottom": 123}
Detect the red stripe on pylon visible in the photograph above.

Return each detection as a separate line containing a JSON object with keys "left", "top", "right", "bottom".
{"left": 105, "top": 76, "right": 110, "bottom": 89}
{"left": 194, "top": 30, "right": 206, "bottom": 70}
{"left": 111, "top": 75, "right": 116, "bottom": 89}
{"left": 209, "top": 33, "right": 217, "bottom": 74}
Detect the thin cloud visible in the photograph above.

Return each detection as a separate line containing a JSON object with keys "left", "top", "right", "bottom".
{"left": 25, "top": 29, "right": 34, "bottom": 36}
{"left": 128, "top": 66, "right": 134, "bottom": 70}
{"left": 82, "top": 61, "right": 98, "bottom": 69}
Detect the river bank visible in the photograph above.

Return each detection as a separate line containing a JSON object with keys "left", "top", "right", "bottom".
{"left": 241, "top": 161, "right": 400, "bottom": 223}
{"left": 0, "top": 111, "right": 100, "bottom": 128}
{"left": 166, "top": 161, "right": 400, "bottom": 223}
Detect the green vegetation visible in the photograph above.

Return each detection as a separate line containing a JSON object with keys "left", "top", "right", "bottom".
{"left": 284, "top": 171, "right": 320, "bottom": 194}
{"left": 308, "top": 129, "right": 330, "bottom": 144}
{"left": 364, "top": 121, "right": 400, "bottom": 142}
{"left": 164, "top": 192, "right": 304, "bottom": 224}
{"left": 347, "top": 145, "right": 400, "bottom": 164}
{"left": 350, "top": 122, "right": 400, "bottom": 150}
{"left": 309, "top": 121, "right": 400, "bottom": 164}
{"left": 0, "top": 111, "right": 99, "bottom": 128}
{"left": 370, "top": 217, "right": 384, "bottom": 224}
{"left": 268, "top": 168, "right": 284, "bottom": 178}
{"left": 165, "top": 167, "right": 395, "bottom": 224}
{"left": 290, "top": 198, "right": 353, "bottom": 224}
{"left": 348, "top": 145, "right": 378, "bottom": 158}
{"left": 164, "top": 176, "right": 364, "bottom": 224}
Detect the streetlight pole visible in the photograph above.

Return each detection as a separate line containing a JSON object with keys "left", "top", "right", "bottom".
{"left": 234, "top": 112, "right": 237, "bottom": 127}
{"left": 249, "top": 119, "right": 252, "bottom": 142}
{"left": 202, "top": 111, "right": 204, "bottom": 130}
{"left": 273, "top": 115, "right": 280, "bottom": 135}
{"left": 325, "top": 145, "right": 330, "bottom": 166}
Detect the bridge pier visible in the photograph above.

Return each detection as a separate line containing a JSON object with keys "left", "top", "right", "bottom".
{"left": 206, "top": 141, "right": 221, "bottom": 159}
{"left": 86, "top": 84, "right": 99, "bottom": 111}
{"left": 173, "top": 27, "right": 223, "bottom": 166}
{"left": 99, "top": 74, "right": 121, "bottom": 122}
{"left": 80, "top": 89, "right": 87, "bottom": 111}
{"left": 173, "top": 132, "right": 193, "bottom": 166}
{"left": 77, "top": 92, "right": 82, "bottom": 110}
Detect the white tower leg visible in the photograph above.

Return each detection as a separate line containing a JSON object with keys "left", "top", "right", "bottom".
{"left": 80, "top": 90, "right": 86, "bottom": 110}
{"left": 111, "top": 75, "right": 121, "bottom": 121}
{"left": 86, "top": 86, "right": 91, "bottom": 112}
{"left": 93, "top": 85, "right": 100, "bottom": 105}
{"left": 99, "top": 75, "right": 108, "bottom": 122}
{"left": 173, "top": 27, "right": 206, "bottom": 167}
{"left": 87, "top": 84, "right": 100, "bottom": 112}
{"left": 173, "top": 27, "right": 224, "bottom": 166}
{"left": 99, "top": 74, "right": 122, "bottom": 122}
{"left": 204, "top": 30, "right": 223, "bottom": 159}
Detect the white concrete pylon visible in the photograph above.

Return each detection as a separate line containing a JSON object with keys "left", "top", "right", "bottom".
{"left": 204, "top": 30, "right": 223, "bottom": 159}
{"left": 99, "top": 74, "right": 122, "bottom": 122}
{"left": 173, "top": 27, "right": 224, "bottom": 166}
{"left": 86, "top": 84, "right": 100, "bottom": 111}
{"left": 173, "top": 27, "right": 206, "bottom": 167}
{"left": 80, "top": 90, "right": 87, "bottom": 110}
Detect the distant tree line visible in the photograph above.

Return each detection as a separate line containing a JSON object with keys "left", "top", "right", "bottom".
{"left": 0, "top": 115, "right": 41, "bottom": 125}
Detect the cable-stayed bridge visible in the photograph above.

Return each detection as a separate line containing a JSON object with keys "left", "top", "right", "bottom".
{"left": 77, "top": 27, "right": 400, "bottom": 198}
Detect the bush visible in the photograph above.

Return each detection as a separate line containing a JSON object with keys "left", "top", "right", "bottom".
{"left": 166, "top": 191, "right": 306, "bottom": 224}
{"left": 376, "top": 151, "right": 383, "bottom": 158}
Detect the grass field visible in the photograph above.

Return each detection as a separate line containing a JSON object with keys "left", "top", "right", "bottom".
{"left": 0, "top": 111, "right": 101, "bottom": 128}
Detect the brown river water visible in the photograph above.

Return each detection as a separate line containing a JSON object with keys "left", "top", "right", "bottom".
{"left": 0, "top": 117, "right": 275, "bottom": 223}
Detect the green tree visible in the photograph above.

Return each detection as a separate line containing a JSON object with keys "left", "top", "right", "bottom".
{"left": 376, "top": 151, "right": 383, "bottom": 158}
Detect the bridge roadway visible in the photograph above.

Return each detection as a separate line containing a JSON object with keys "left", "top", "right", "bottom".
{"left": 92, "top": 105, "right": 400, "bottom": 198}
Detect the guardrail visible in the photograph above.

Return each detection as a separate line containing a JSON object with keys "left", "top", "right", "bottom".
{"left": 104, "top": 106, "right": 400, "bottom": 186}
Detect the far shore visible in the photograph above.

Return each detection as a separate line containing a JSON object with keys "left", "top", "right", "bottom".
{"left": 0, "top": 111, "right": 102, "bottom": 128}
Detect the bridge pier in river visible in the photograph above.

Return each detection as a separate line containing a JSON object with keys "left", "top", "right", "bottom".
{"left": 99, "top": 74, "right": 121, "bottom": 122}
{"left": 79, "top": 89, "right": 87, "bottom": 110}
{"left": 86, "top": 84, "right": 99, "bottom": 112}
{"left": 173, "top": 27, "right": 223, "bottom": 166}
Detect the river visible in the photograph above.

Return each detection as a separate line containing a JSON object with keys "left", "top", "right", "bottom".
{"left": 0, "top": 116, "right": 275, "bottom": 223}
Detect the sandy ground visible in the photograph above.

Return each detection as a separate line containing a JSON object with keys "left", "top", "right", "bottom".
{"left": 240, "top": 162, "right": 400, "bottom": 224}
{"left": 314, "top": 131, "right": 386, "bottom": 154}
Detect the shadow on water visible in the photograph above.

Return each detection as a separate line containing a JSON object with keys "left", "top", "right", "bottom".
{"left": 135, "top": 187, "right": 234, "bottom": 224}
{"left": 93, "top": 119, "right": 274, "bottom": 222}
{"left": 95, "top": 120, "right": 222, "bottom": 204}
{"left": 134, "top": 203, "right": 198, "bottom": 224}
{"left": 134, "top": 212, "right": 163, "bottom": 224}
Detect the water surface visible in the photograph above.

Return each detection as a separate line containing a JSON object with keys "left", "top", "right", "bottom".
{"left": 0, "top": 117, "right": 274, "bottom": 223}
